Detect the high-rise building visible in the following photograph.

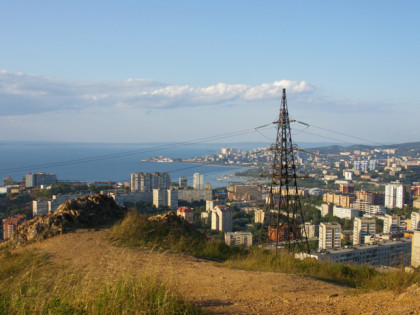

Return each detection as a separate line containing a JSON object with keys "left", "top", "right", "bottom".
{"left": 193, "top": 173, "right": 204, "bottom": 190}
{"left": 131, "top": 172, "right": 171, "bottom": 192}
{"left": 319, "top": 222, "right": 341, "bottom": 250}
{"left": 353, "top": 217, "right": 376, "bottom": 245}
{"left": 25, "top": 173, "right": 57, "bottom": 188}
{"left": 152, "top": 188, "right": 178, "bottom": 209}
{"left": 410, "top": 211, "right": 420, "bottom": 231}
{"left": 383, "top": 214, "right": 401, "bottom": 233}
{"left": 360, "top": 161, "right": 369, "bottom": 172}
{"left": 211, "top": 205, "right": 232, "bottom": 232}
{"left": 254, "top": 209, "right": 266, "bottom": 224}
{"left": 179, "top": 176, "right": 188, "bottom": 188}
{"left": 412, "top": 231, "right": 420, "bottom": 268}
{"left": 302, "top": 222, "right": 318, "bottom": 239}
{"left": 385, "top": 184, "right": 411, "bottom": 209}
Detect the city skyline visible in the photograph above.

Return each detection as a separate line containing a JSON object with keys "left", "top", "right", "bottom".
{"left": 1, "top": 1, "right": 419, "bottom": 144}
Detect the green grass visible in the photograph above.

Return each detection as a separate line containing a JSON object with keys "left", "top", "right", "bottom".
{"left": 224, "top": 248, "right": 420, "bottom": 292}
{"left": 108, "top": 212, "right": 245, "bottom": 260}
{"left": 0, "top": 249, "right": 205, "bottom": 314}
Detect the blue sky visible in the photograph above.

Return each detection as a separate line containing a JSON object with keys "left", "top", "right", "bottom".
{"left": 0, "top": 0, "right": 419, "bottom": 144}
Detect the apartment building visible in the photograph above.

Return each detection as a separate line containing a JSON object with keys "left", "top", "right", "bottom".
{"left": 152, "top": 189, "right": 178, "bottom": 209}
{"left": 193, "top": 173, "right": 204, "bottom": 190}
{"left": 25, "top": 172, "right": 57, "bottom": 188}
{"left": 383, "top": 214, "right": 401, "bottom": 233}
{"left": 319, "top": 222, "right": 342, "bottom": 250}
{"left": 211, "top": 205, "right": 232, "bottom": 232}
{"left": 385, "top": 184, "right": 411, "bottom": 209}
{"left": 131, "top": 172, "right": 171, "bottom": 192}
{"left": 2, "top": 214, "right": 26, "bottom": 240}
{"left": 410, "top": 211, "right": 420, "bottom": 231}
{"left": 297, "top": 238, "right": 412, "bottom": 267}
{"left": 353, "top": 217, "right": 376, "bottom": 245}
{"left": 225, "top": 232, "right": 253, "bottom": 247}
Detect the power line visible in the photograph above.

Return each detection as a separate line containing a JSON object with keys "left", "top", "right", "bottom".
{"left": 0, "top": 124, "right": 272, "bottom": 175}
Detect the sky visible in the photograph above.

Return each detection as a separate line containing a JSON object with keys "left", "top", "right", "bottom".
{"left": 0, "top": 0, "right": 419, "bottom": 145}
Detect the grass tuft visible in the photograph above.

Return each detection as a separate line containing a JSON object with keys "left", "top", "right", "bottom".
{"left": 224, "top": 248, "right": 420, "bottom": 292}
{"left": 0, "top": 249, "right": 205, "bottom": 314}
{"left": 108, "top": 212, "right": 245, "bottom": 260}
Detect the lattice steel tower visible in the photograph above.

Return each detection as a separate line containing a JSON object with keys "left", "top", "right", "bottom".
{"left": 266, "top": 88, "right": 310, "bottom": 253}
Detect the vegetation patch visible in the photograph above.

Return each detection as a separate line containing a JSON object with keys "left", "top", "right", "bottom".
{"left": 109, "top": 212, "right": 246, "bottom": 260}
{"left": 224, "top": 248, "right": 420, "bottom": 292}
{"left": 0, "top": 249, "right": 204, "bottom": 314}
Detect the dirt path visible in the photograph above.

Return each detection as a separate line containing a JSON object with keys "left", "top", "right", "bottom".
{"left": 29, "top": 229, "right": 420, "bottom": 314}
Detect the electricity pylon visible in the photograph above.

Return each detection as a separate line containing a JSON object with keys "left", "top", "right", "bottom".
{"left": 265, "top": 88, "right": 310, "bottom": 253}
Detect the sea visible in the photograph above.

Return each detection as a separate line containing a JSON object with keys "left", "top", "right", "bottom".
{"left": 0, "top": 141, "right": 256, "bottom": 187}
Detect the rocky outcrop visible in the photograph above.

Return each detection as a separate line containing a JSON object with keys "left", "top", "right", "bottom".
{"left": 3, "top": 194, "right": 124, "bottom": 248}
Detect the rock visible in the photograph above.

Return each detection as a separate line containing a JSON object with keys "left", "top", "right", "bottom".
{"left": 2, "top": 194, "right": 124, "bottom": 248}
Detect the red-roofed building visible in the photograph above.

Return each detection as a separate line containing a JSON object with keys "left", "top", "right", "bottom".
{"left": 2, "top": 214, "right": 26, "bottom": 240}
{"left": 177, "top": 207, "right": 194, "bottom": 224}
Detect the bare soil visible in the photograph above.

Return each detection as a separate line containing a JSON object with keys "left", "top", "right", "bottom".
{"left": 28, "top": 229, "right": 420, "bottom": 314}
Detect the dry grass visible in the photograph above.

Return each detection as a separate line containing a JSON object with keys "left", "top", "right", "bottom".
{"left": 108, "top": 212, "right": 245, "bottom": 260}
{"left": 0, "top": 249, "right": 205, "bottom": 314}
{"left": 224, "top": 248, "right": 420, "bottom": 292}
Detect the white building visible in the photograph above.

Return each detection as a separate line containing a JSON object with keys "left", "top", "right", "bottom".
{"left": 344, "top": 171, "right": 353, "bottom": 181}
{"left": 193, "top": 173, "right": 204, "bottom": 190}
{"left": 385, "top": 184, "right": 411, "bottom": 209}
{"left": 320, "top": 203, "right": 333, "bottom": 217}
{"left": 333, "top": 206, "right": 359, "bottom": 219}
{"left": 319, "top": 222, "right": 341, "bottom": 250}
{"left": 410, "top": 211, "right": 420, "bottom": 231}
{"left": 353, "top": 217, "right": 376, "bottom": 245}
{"left": 32, "top": 200, "right": 49, "bottom": 217}
{"left": 383, "top": 214, "right": 401, "bottom": 233}
{"left": 211, "top": 205, "right": 232, "bottom": 232}
{"left": 225, "top": 232, "right": 253, "bottom": 247}
{"left": 152, "top": 189, "right": 178, "bottom": 209}
{"left": 254, "top": 209, "right": 266, "bottom": 224}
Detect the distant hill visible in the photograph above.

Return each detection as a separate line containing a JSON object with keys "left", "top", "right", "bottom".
{"left": 305, "top": 141, "right": 420, "bottom": 155}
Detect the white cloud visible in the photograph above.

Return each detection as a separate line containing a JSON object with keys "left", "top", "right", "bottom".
{"left": 0, "top": 70, "right": 315, "bottom": 116}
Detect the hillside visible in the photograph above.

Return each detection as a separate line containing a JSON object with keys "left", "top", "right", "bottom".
{"left": 307, "top": 141, "right": 420, "bottom": 155}
{"left": 4, "top": 228, "right": 419, "bottom": 314}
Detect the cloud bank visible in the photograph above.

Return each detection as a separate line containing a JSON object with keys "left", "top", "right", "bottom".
{"left": 0, "top": 70, "right": 315, "bottom": 116}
